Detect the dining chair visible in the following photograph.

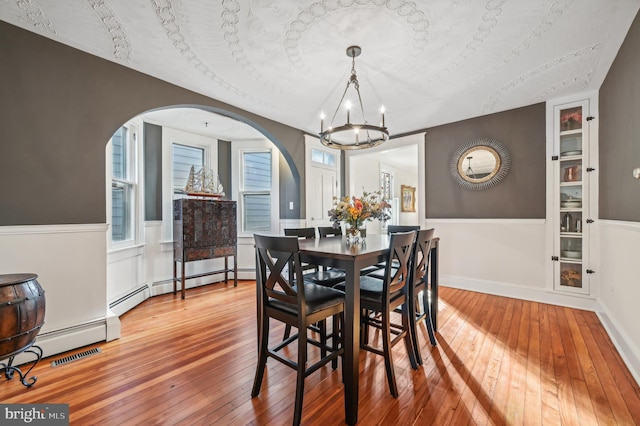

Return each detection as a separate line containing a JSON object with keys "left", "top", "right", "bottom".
{"left": 334, "top": 230, "right": 418, "bottom": 397}
{"left": 252, "top": 234, "right": 345, "bottom": 426}
{"left": 367, "top": 225, "right": 422, "bottom": 279}
{"left": 407, "top": 228, "right": 437, "bottom": 364}
{"left": 284, "top": 227, "right": 347, "bottom": 287}
{"left": 387, "top": 225, "right": 421, "bottom": 234}
{"left": 282, "top": 228, "right": 345, "bottom": 354}
{"left": 317, "top": 226, "right": 342, "bottom": 237}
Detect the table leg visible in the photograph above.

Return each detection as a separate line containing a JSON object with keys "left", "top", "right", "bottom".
{"left": 181, "top": 259, "right": 186, "bottom": 300}
{"left": 343, "top": 263, "right": 360, "bottom": 425}
{"left": 233, "top": 255, "right": 238, "bottom": 287}
{"left": 173, "top": 260, "right": 177, "bottom": 295}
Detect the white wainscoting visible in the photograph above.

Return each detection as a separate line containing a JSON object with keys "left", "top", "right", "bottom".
{"left": 596, "top": 220, "right": 640, "bottom": 384}
{"left": 424, "top": 218, "right": 598, "bottom": 311}
{"left": 0, "top": 224, "right": 114, "bottom": 360}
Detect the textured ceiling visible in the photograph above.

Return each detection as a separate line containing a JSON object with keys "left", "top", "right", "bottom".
{"left": 1, "top": 0, "right": 638, "bottom": 141}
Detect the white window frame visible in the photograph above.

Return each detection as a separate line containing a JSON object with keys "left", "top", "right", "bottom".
{"left": 107, "top": 122, "right": 139, "bottom": 249}
{"left": 232, "top": 140, "right": 279, "bottom": 236}
{"left": 172, "top": 142, "right": 209, "bottom": 193}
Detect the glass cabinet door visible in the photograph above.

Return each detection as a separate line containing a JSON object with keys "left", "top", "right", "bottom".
{"left": 554, "top": 101, "right": 590, "bottom": 294}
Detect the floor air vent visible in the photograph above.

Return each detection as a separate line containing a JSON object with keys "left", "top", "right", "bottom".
{"left": 51, "top": 347, "right": 102, "bottom": 367}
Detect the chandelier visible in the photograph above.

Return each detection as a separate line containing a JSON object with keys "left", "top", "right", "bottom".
{"left": 319, "top": 46, "right": 389, "bottom": 150}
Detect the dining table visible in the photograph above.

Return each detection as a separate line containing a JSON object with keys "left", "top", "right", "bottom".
{"left": 298, "top": 233, "right": 440, "bottom": 425}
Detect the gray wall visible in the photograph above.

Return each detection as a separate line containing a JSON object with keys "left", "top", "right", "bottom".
{"left": 143, "top": 122, "right": 163, "bottom": 221}
{"left": 599, "top": 10, "right": 640, "bottom": 222}
{"left": 0, "top": 21, "right": 305, "bottom": 226}
{"left": 425, "top": 103, "right": 547, "bottom": 218}
{"left": 217, "top": 140, "right": 232, "bottom": 202}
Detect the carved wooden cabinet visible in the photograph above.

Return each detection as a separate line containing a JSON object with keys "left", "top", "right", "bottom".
{"left": 173, "top": 198, "right": 237, "bottom": 299}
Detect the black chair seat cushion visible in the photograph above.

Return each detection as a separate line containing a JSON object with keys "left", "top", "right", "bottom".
{"left": 359, "top": 265, "right": 383, "bottom": 276}
{"left": 366, "top": 267, "right": 398, "bottom": 280}
{"left": 302, "top": 269, "right": 347, "bottom": 287}
{"left": 333, "top": 276, "right": 403, "bottom": 305}
{"left": 269, "top": 283, "right": 345, "bottom": 315}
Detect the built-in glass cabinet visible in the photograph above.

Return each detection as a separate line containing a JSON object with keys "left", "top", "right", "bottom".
{"left": 553, "top": 100, "right": 592, "bottom": 294}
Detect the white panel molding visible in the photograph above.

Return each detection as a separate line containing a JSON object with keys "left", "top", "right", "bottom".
{"left": 598, "top": 219, "right": 640, "bottom": 231}
{"left": 0, "top": 223, "right": 107, "bottom": 235}
{"left": 441, "top": 275, "right": 599, "bottom": 312}
{"left": 425, "top": 218, "right": 546, "bottom": 225}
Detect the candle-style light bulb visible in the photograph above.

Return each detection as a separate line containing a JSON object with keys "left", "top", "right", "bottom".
{"left": 320, "top": 111, "right": 325, "bottom": 133}
{"left": 345, "top": 100, "right": 352, "bottom": 124}
{"left": 380, "top": 105, "right": 386, "bottom": 127}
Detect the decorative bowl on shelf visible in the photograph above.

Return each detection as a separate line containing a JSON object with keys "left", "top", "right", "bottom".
{"left": 561, "top": 250, "right": 581, "bottom": 259}
{"left": 561, "top": 200, "right": 582, "bottom": 208}
{"left": 561, "top": 150, "right": 582, "bottom": 157}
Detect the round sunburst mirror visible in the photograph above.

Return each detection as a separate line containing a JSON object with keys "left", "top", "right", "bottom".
{"left": 451, "top": 138, "right": 511, "bottom": 190}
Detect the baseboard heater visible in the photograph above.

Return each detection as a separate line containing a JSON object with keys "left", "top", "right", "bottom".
{"left": 108, "top": 285, "right": 149, "bottom": 309}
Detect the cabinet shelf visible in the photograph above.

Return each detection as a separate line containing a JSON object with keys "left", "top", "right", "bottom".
{"left": 560, "top": 181, "right": 583, "bottom": 186}
{"left": 560, "top": 129, "right": 582, "bottom": 136}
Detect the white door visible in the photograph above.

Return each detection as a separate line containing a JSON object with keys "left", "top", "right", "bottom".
{"left": 305, "top": 136, "right": 339, "bottom": 230}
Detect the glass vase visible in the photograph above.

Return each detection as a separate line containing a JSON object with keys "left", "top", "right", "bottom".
{"left": 346, "top": 223, "right": 360, "bottom": 244}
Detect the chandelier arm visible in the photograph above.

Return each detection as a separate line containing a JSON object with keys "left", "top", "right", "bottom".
{"left": 329, "top": 80, "right": 353, "bottom": 126}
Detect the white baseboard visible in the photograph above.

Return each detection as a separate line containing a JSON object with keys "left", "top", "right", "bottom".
{"left": 11, "top": 319, "right": 107, "bottom": 366}
{"left": 150, "top": 269, "right": 254, "bottom": 297}
{"left": 441, "top": 274, "right": 600, "bottom": 312}
{"left": 109, "top": 285, "right": 150, "bottom": 317}
{"left": 596, "top": 307, "right": 640, "bottom": 386}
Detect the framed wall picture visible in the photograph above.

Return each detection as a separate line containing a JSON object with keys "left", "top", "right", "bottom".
{"left": 401, "top": 184, "right": 415, "bottom": 212}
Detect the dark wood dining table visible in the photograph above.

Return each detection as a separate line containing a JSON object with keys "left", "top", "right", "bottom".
{"left": 298, "top": 234, "right": 440, "bottom": 425}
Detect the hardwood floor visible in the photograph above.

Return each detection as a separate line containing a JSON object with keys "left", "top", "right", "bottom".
{"left": 2, "top": 281, "right": 639, "bottom": 425}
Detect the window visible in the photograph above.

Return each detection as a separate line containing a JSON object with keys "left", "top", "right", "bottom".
{"left": 111, "top": 126, "right": 136, "bottom": 242}
{"left": 241, "top": 150, "right": 272, "bottom": 232}
{"left": 311, "top": 148, "right": 336, "bottom": 167}
{"left": 172, "top": 143, "right": 204, "bottom": 191}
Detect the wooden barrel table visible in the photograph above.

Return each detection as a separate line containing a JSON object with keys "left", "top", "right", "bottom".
{"left": 0, "top": 273, "right": 45, "bottom": 387}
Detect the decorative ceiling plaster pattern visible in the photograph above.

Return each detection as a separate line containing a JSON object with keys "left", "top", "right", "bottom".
{"left": 436, "top": 0, "right": 506, "bottom": 78}
{"left": 87, "top": 0, "right": 131, "bottom": 61}
{"left": 15, "top": 0, "right": 56, "bottom": 35}
{"left": 482, "top": 43, "right": 602, "bottom": 113}
{"left": 500, "top": 0, "right": 575, "bottom": 67}
{"left": 529, "top": 70, "right": 593, "bottom": 105}
{"left": 283, "top": 0, "right": 430, "bottom": 70}
{"left": 460, "top": 0, "right": 576, "bottom": 94}
{"left": 1, "top": 0, "right": 638, "bottom": 137}
{"left": 151, "top": 0, "right": 271, "bottom": 107}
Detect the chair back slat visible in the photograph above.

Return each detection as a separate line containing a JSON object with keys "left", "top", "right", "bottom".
{"left": 387, "top": 225, "right": 420, "bottom": 234}
{"left": 384, "top": 231, "right": 416, "bottom": 296}
{"left": 284, "top": 227, "right": 316, "bottom": 239}
{"left": 318, "top": 226, "right": 342, "bottom": 238}
{"left": 411, "top": 229, "right": 435, "bottom": 285}
{"left": 254, "top": 234, "right": 304, "bottom": 307}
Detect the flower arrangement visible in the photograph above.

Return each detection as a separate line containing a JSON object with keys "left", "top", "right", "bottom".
{"left": 328, "top": 190, "right": 391, "bottom": 237}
